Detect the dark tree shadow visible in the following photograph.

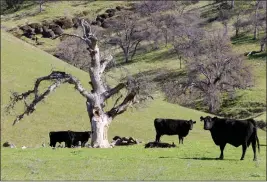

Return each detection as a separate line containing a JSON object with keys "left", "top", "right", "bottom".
{"left": 231, "top": 33, "right": 260, "bottom": 45}
{"left": 181, "top": 157, "right": 237, "bottom": 161}
{"left": 248, "top": 52, "right": 267, "bottom": 60}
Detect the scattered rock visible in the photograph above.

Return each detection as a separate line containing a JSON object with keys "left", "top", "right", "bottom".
{"left": 19, "top": 25, "right": 36, "bottom": 38}
{"left": 96, "top": 16, "right": 104, "bottom": 23}
{"left": 116, "top": 6, "right": 122, "bottom": 11}
{"left": 49, "top": 24, "right": 63, "bottom": 35}
{"left": 106, "top": 8, "right": 116, "bottom": 14}
{"left": 53, "top": 17, "right": 73, "bottom": 29}
{"left": 100, "top": 13, "right": 109, "bottom": 19}
{"left": 42, "top": 27, "right": 56, "bottom": 39}
{"left": 3, "top": 141, "right": 11, "bottom": 147}
{"left": 108, "top": 11, "right": 115, "bottom": 18}
{"left": 10, "top": 143, "right": 16, "bottom": 148}
{"left": 28, "top": 22, "right": 43, "bottom": 34}
{"left": 72, "top": 17, "right": 80, "bottom": 28}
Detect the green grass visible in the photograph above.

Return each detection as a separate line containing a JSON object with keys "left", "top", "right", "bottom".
{"left": 1, "top": 1, "right": 129, "bottom": 28}
{"left": 2, "top": 143, "right": 266, "bottom": 180}
{"left": 1, "top": 29, "right": 266, "bottom": 181}
{"left": 1, "top": 1, "right": 266, "bottom": 180}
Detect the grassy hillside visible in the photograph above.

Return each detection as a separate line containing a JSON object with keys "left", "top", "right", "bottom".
{"left": 1, "top": 1, "right": 266, "bottom": 180}
{"left": 1, "top": 29, "right": 266, "bottom": 181}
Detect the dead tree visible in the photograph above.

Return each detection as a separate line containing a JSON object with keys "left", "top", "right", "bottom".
{"left": 105, "top": 13, "right": 150, "bottom": 63}
{"left": 6, "top": 19, "right": 151, "bottom": 148}
{"left": 164, "top": 30, "right": 253, "bottom": 113}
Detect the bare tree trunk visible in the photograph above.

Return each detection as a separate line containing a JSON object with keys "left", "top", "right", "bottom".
{"left": 123, "top": 48, "right": 130, "bottom": 63}
{"left": 223, "top": 22, "right": 228, "bottom": 36}
{"left": 235, "top": 28, "right": 239, "bottom": 37}
{"left": 39, "top": 0, "right": 44, "bottom": 12}
{"left": 131, "top": 41, "right": 141, "bottom": 61}
{"left": 179, "top": 56, "right": 182, "bottom": 69}
{"left": 260, "top": 43, "right": 265, "bottom": 52}
{"left": 90, "top": 111, "right": 112, "bottom": 148}
{"left": 231, "top": 0, "right": 235, "bottom": 9}
{"left": 253, "top": 1, "right": 260, "bottom": 40}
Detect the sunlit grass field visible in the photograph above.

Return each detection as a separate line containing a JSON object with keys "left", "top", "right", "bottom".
{"left": 1, "top": 1, "right": 266, "bottom": 180}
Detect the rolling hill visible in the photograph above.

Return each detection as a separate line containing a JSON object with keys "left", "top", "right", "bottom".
{"left": 1, "top": 1, "right": 266, "bottom": 180}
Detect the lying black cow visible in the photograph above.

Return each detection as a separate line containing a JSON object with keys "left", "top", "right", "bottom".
{"left": 145, "top": 141, "right": 176, "bottom": 148}
{"left": 49, "top": 131, "right": 92, "bottom": 148}
{"left": 200, "top": 116, "right": 260, "bottom": 161}
{"left": 154, "top": 118, "right": 196, "bottom": 144}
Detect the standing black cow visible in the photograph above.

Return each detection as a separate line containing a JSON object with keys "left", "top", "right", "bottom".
{"left": 49, "top": 131, "right": 93, "bottom": 148}
{"left": 200, "top": 116, "right": 260, "bottom": 161}
{"left": 154, "top": 118, "right": 196, "bottom": 144}
{"left": 71, "top": 131, "right": 93, "bottom": 147}
{"left": 49, "top": 131, "right": 73, "bottom": 148}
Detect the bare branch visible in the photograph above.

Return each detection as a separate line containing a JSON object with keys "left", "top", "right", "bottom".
{"left": 102, "top": 83, "right": 125, "bottom": 100}
{"left": 12, "top": 80, "right": 63, "bottom": 126}
{"left": 107, "top": 90, "right": 138, "bottom": 119}
{"left": 100, "top": 55, "right": 113, "bottom": 74}
{"left": 8, "top": 71, "right": 93, "bottom": 125}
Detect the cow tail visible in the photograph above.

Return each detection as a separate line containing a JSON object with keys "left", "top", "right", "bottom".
{"left": 256, "top": 129, "right": 260, "bottom": 154}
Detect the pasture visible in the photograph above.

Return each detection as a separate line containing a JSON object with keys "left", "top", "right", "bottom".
{"left": 2, "top": 141, "right": 266, "bottom": 180}
{"left": 1, "top": 1, "right": 266, "bottom": 180}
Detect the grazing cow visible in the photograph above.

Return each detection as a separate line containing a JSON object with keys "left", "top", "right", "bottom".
{"left": 49, "top": 131, "right": 73, "bottom": 148}
{"left": 200, "top": 116, "right": 260, "bottom": 161}
{"left": 71, "top": 131, "right": 93, "bottom": 147}
{"left": 49, "top": 131, "right": 93, "bottom": 148}
{"left": 154, "top": 118, "right": 196, "bottom": 144}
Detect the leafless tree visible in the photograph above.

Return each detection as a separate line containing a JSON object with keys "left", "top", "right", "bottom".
{"left": 164, "top": 30, "right": 253, "bottom": 113}
{"left": 6, "top": 19, "right": 152, "bottom": 148}
{"left": 253, "top": 0, "right": 261, "bottom": 40}
{"left": 230, "top": 0, "right": 235, "bottom": 9}
{"left": 171, "top": 12, "right": 203, "bottom": 68}
{"left": 134, "top": 1, "right": 180, "bottom": 16}
{"left": 232, "top": 8, "right": 244, "bottom": 37}
{"left": 105, "top": 12, "right": 150, "bottom": 63}
{"left": 38, "top": 0, "right": 45, "bottom": 12}
{"left": 54, "top": 26, "right": 108, "bottom": 72}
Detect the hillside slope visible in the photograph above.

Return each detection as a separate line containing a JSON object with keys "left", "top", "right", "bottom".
{"left": 1, "top": 31, "right": 212, "bottom": 147}
{"left": 1, "top": 25, "right": 266, "bottom": 182}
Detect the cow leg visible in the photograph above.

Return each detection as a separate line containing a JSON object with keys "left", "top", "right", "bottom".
{"left": 50, "top": 142, "right": 56, "bottom": 147}
{"left": 182, "top": 137, "right": 184, "bottom": 144}
{"left": 178, "top": 135, "right": 182, "bottom": 144}
{"left": 65, "top": 141, "right": 71, "bottom": 148}
{"left": 252, "top": 138, "right": 257, "bottom": 161}
{"left": 155, "top": 133, "right": 161, "bottom": 142}
{"left": 219, "top": 143, "right": 226, "bottom": 160}
{"left": 240, "top": 143, "right": 247, "bottom": 160}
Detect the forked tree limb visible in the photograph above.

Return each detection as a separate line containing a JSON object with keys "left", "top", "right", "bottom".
{"left": 8, "top": 71, "right": 93, "bottom": 125}
{"left": 102, "top": 83, "right": 125, "bottom": 100}
{"left": 12, "top": 80, "right": 64, "bottom": 126}
{"left": 107, "top": 90, "right": 138, "bottom": 119}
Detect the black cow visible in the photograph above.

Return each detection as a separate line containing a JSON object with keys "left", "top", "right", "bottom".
{"left": 49, "top": 131, "right": 93, "bottom": 148}
{"left": 144, "top": 141, "right": 176, "bottom": 148}
{"left": 71, "top": 131, "right": 93, "bottom": 147}
{"left": 200, "top": 116, "right": 260, "bottom": 161}
{"left": 154, "top": 118, "right": 196, "bottom": 144}
{"left": 49, "top": 130, "right": 73, "bottom": 148}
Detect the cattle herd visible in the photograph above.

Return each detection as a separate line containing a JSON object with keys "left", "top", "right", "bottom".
{"left": 49, "top": 116, "right": 260, "bottom": 161}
